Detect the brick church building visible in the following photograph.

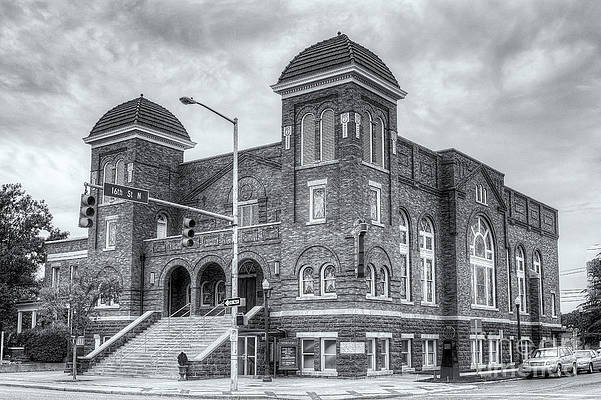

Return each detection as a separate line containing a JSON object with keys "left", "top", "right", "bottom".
{"left": 40, "top": 33, "right": 563, "bottom": 377}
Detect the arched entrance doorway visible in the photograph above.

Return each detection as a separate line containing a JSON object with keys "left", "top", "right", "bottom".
{"left": 238, "top": 260, "right": 263, "bottom": 313}
{"left": 197, "top": 263, "right": 227, "bottom": 313}
{"left": 167, "top": 266, "right": 191, "bottom": 316}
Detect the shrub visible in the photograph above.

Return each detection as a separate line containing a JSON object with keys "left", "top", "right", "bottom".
{"left": 23, "top": 324, "right": 69, "bottom": 362}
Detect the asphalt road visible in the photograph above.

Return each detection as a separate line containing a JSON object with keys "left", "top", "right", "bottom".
{"left": 2, "top": 372, "right": 601, "bottom": 400}
{"left": 415, "top": 371, "right": 601, "bottom": 399}
{"left": 0, "top": 386, "right": 191, "bottom": 400}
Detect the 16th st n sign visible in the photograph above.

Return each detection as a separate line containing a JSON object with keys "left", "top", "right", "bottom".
{"left": 103, "top": 182, "right": 149, "bottom": 204}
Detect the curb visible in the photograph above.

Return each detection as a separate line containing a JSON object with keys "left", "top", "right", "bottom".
{"left": 0, "top": 382, "right": 279, "bottom": 399}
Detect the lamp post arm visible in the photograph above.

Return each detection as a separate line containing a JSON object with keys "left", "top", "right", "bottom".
{"left": 189, "top": 99, "right": 236, "bottom": 125}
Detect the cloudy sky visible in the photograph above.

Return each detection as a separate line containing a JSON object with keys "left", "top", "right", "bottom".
{"left": 1, "top": 0, "right": 599, "bottom": 311}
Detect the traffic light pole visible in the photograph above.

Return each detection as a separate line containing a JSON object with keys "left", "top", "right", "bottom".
{"left": 84, "top": 183, "right": 234, "bottom": 223}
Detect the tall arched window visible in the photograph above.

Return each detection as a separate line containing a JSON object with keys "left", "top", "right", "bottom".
{"left": 419, "top": 218, "right": 436, "bottom": 304}
{"left": 321, "top": 265, "right": 336, "bottom": 295}
{"left": 156, "top": 213, "right": 168, "bottom": 239}
{"left": 469, "top": 216, "right": 495, "bottom": 307}
{"left": 362, "top": 112, "right": 373, "bottom": 162}
{"left": 378, "top": 267, "right": 389, "bottom": 297}
{"left": 103, "top": 158, "right": 125, "bottom": 203}
{"left": 362, "top": 112, "right": 385, "bottom": 167}
{"left": 215, "top": 280, "right": 226, "bottom": 305}
{"left": 516, "top": 247, "right": 527, "bottom": 313}
{"left": 399, "top": 211, "right": 410, "bottom": 301}
{"left": 372, "top": 117, "right": 385, "bottom": 167}
{"left": 366, "top": 264, "right": 376, "bottom": 296}
{"left": 201, "top": 281, "right": 213, "bottom": 306}
{"left": 115, "top": 159, "right": 125, "bottom": 185}
{"left": 301, "top": 113, "right": 315, "bottom": 165}
{"left": 534, "top": 251, "right": 543, "bottom": 315}
{"left": 299, "top": 266, "right": 315, "bottom": 297}
{"left": 320, "top": 109, "right": 335, "bottom": 162}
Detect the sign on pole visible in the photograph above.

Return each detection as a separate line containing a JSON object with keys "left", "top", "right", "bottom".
{"left": 223, "top": 297, "right": 243, "bottom": 307}
{"left": 103, "top": 182, "right": 149, "bottom": 204}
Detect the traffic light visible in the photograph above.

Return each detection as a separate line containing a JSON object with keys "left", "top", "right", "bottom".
{"left": 79, "top": 194, "right": 96, "bottom": 228}
{"left": 181, "top": 217, "right": 196, "bottom": 247}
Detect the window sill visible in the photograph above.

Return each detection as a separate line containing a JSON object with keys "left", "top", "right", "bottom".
{"left": 476, "top": 201, "right": 488, "bottom": 206}
{"left": 296, "top": 160, "right": 339, "bottom": 170}
{"left": 370, "top": 221, "right": 385, "bottom": 228}
{"left": 103, "top": 247, "right": 116, "bottom": 252}
{"left": 300, "top": 370, "right": 338, "bottom": 377}
{"left": 94, "top": 305, "right": 120, "bottom": 310}
{"left": 361, "top": 161, "right": 390, "bottom": 174}
{"left": 400, "top": 300, "right": 414, "bottom": 305}
{"left": 471, "top": 305, "right": 498, "bottom": 311}
{"left": 306, "top": 220, "right": 326, "bottom": 226}
{"left": 401, "top": 366, "right": 415, "bottom": 372}
{"left": 366, "top": 294, "right": 392, "bottom": 302}
{"left": 421, "top": 366, "right": 439, "bottom": 371}
{"left": 367, "top": 369, "right": 393, "bottom": 376}
{"left": 296, "top": 294, "right": 338, "bottom": 301}
{"left": 420, "top": 302, "right": 438, "bottom": 308}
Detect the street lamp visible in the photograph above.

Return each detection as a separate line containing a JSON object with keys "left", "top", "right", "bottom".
{"left": 179, "top": 96, "right": 239, "bottom": 392}
{"left": 514, "top": 296, "right": 522, "bottom": 366}
{"left": 262, "top": 278, "right": 273, "bottom": 382}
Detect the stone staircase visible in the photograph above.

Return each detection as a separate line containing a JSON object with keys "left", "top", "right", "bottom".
{"left": 87, "top": 315, "right": 230, "bottom": 378}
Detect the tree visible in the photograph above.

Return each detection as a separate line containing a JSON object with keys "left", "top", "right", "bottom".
{"left": 38, "top": 266, "right": 122, "bottom": 335}
{"left": 0, "top": 183, "right": 68, "bottom": 331}
{"left": 580, "top": 254, "right": 601, "bottom": 346}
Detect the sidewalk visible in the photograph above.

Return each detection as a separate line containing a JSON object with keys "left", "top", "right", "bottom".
{"left": 0, "top": 371, "right": 475, "bottom": 399}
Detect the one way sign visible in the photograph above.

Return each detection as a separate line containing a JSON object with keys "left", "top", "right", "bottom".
{"left": 223, "top": 297, "right": 245, "bottom": 307}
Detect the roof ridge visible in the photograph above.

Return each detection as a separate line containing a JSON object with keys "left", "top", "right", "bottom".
{"left": 344, "top": 34, "right": 356, "bottom": 63}
{"left": 133, "top": 94, "right": 143, "bottom": 124}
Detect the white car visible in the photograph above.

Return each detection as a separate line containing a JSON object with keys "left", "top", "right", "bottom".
{"left": 520, "top": 347, "right": 577, "bottom": 378}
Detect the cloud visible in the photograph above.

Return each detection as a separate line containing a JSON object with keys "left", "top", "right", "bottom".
{"left": 1, "top": 0, "right": 600, "bottom": 313}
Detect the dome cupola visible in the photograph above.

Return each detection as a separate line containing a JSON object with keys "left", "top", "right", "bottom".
{"left": 83, "top": 95, "right": 195, "bottom": 150}
{"left": 272, "top": 33, "right": 406, "bottom": 102}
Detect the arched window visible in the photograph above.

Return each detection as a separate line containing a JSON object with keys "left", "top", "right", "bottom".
{"left": 516, "top": 247, "right": 526, "bottom": 313}
{"left": 201, "top": 281, "right": 213, "bottom": 306}
{"left": 366, "top": 264, "right": 376, "bottom": 296}
{"left": 320, "top": 109, "right": 335, "bottom": 162}
{"left": 301, "top": 113, "right": 315, "bottom": 165}
{"left": 156, "top": 213, "right": 168, "bottom": 239}
{"left": 373, "top": 117, "right": 385, "bottom": 167}
{"left": 299, "top": 266, "right": 315, "bottom": 297}
{"left": 214, "top": 280, "right": 226, "bottom": 305}
{"left": 378, "top": 267, "right": 389, "bottom": 297}
{"left": 362, "top": 112, "right": 373, "bottom": 162}
{"left": 419, "top": 218, "right": 435, "bottom": 304}
{"left": 362, "top": 112, "right": 385, "bottom": 167}
{"left": 115, "top": 159, "right": 125, "bottom": 185}
{"left": 103, "top": 161, "right": 116, "bottom": 203}
{"left": 469, "top": 216, "right": 495, "bottom": 307}
{"left": 534, "top": 251, "right": 543, "bottom": 315}
{"left": 399, "top": 211, "right": 410, "bottom": 301}
{"left": 321, "top": 265, "right": 336, "bottom": 295}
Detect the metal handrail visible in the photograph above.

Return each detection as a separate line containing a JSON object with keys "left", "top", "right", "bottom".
{"left": 113, "top": 303, "right": 191, "bottom": 369}
{"left": 150, "top": 304, "right": 226, "bottom": 371}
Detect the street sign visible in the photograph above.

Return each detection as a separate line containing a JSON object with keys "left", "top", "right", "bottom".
{"left": 224, "top": 297, "right": 245, "bottom": 307}
{"left": 103, "top": 182, "right": 149, "bottom": 204}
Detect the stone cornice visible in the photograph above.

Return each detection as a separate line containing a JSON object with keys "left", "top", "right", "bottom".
{"left": 83, "top": 124, "right": 196, "bottom": 151}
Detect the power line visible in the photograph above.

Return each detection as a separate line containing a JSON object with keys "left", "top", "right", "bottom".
{"left": 560, "top": 269, "right": 587, "bottom": 277}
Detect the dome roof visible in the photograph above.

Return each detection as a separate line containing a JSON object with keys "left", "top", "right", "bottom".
{"left": 277, "top": 33, "right": 400, "bottom": 88}
{"left": 89, "top": 95, "right": 189, "bottom": 139}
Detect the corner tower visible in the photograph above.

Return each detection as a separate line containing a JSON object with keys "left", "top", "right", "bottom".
{"left": 82, "top": 95, "right": 195, "bottom": 316}
{"left": 272, "top": 33, "right": 407, "bottom": 314}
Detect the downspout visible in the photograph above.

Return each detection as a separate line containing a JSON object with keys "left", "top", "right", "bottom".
{"left": 140, "top": 253, "right": 146, "bottom": 314}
